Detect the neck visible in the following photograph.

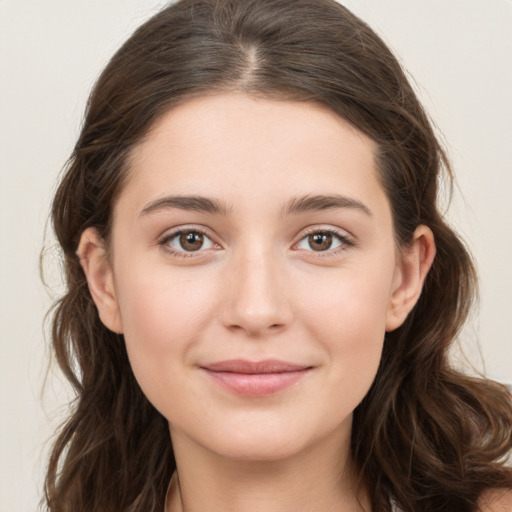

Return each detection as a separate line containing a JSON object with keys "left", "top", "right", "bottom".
{"left": 165, "top": 426, "right": 370, "bottom": 512}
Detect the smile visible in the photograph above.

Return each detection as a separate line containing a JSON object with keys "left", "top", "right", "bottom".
{"left": 201, "top": 359, "right": 313, "bottom": 397}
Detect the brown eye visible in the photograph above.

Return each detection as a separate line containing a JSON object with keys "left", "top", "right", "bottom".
{"left": 296, "top": 230, "right": 348, "bottom": 253}
{"left": 308, "top": 232, "right": 333, "bottom": 251}
{"left": 163, "top": 229, "right": 216, "bottom": 254}
{"left": 179, "top": 231, "right": 205, "bottom": 251}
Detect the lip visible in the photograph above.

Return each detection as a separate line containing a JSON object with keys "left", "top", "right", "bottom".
{"left": 201, "top": 359, "right": 312, "bottom": 397}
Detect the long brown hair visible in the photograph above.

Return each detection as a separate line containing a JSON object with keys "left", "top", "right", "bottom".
{"left": 44, "top": 1, "right": 512, "bottom": 511}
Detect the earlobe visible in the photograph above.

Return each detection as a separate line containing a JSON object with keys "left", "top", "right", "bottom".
{"left": 385, "top": 225, "right": 436, "bottom": 332}
{"left": 76, "top": 227, "right": 123, "bottom": 334}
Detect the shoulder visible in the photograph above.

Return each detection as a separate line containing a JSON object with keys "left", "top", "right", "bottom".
{"left": 478, "top": 489, "right": 512, "bottom": 512}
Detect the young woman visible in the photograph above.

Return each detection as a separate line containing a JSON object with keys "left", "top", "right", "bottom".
{"left": 44, "top": 1, "right": 512, "bottom": 511}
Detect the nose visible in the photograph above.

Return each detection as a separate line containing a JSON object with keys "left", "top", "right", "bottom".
{"left": 220, "top": 247, "right": 293, "bottom": 336}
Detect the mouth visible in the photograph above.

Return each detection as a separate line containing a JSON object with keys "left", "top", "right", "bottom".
{"left": 200, "top": 359, "right": 313, "bottom": 397}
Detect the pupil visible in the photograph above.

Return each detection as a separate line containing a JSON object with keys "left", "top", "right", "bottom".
{"left": 180, "top": 232, "right": 203, "bottom": 251}
{"left": 309, "top": 233, "right": 332, "bottom": 251}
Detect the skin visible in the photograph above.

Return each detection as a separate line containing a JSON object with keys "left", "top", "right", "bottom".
{"left": 78, "top": 93, "right": 437, "bottom": 512}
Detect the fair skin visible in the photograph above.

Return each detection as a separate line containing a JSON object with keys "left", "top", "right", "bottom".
{"left": 479, "top": 490, "right": 512, "bottom": 512}
{"left": 78, "top": 93, "right": 437, "bottom": 511}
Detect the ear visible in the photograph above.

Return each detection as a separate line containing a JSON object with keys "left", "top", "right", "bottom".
{"left": 76, "top": 227, "right": 123, "bottom": 334}
{"left": 385, "top": 225, "right": 436, "bottom": 332}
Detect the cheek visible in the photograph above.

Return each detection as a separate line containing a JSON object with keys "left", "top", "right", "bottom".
{"left": 113, "top": 264, "right": 218, "bottom": 398}
{"left": 117, "top": 264, "right": 218, "bottom": 335}
{"left": 300, "top": 259, "right": 394, "bottom": 336}
{"left": 298, "top": 261, "right": 395, "bottom": 389}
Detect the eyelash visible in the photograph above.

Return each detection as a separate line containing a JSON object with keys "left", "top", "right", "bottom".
{"left": 294, "top": 228, "right": 355, "bottom": 256}
{"left": 158, "top": 227, "right": 354, "bottom": 258}
{"left": 158, "top": 227, "right": 218, "bottom": 258}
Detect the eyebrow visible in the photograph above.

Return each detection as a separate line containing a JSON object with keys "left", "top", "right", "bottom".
{"left": 284, "top": 194, "right": 372, "bottom": 216}
{"left": 139, "top": 193, "right": 372, "bottom": 218}
{"left": 139, "top": 195, "right": 232, "bottom": 217}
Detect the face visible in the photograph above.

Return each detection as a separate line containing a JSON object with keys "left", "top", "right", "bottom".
{"left": 81, "top": 93, "right": 428, "bottom": 463}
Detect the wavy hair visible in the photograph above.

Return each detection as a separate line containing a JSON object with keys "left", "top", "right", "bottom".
{"left": 44, "top": 1, "right": 512, "bottom": 511}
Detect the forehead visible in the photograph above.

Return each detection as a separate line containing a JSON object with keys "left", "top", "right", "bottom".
{"left": 119, "top": 93, "right": 386, "bottom": 218}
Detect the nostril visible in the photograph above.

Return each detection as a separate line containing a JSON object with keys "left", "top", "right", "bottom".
{"left": 225, "top": 320, "right": 287, "bottom": 336}
{"left": 219, "top": 268, "right": 293, "bottom": 334}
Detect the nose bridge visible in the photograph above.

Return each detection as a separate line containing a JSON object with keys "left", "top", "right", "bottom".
{"left": 222, "top": 241, "right": 292, "bottom": 335}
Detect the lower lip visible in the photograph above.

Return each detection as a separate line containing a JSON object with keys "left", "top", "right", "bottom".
{"left": 203, "top": 369, "right": 310, "bottom": 397}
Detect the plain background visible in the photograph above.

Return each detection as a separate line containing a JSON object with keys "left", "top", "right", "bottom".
{"left": 1, "top": 1, "right": 511, "bottom": 510}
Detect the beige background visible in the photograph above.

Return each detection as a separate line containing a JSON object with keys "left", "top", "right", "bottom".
{"left": 1, "top": 1, "right": 510, "bottom": 510}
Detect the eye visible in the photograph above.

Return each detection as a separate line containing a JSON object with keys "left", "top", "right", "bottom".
{"left": 295, "top": 230, "right": 351, "bottom": 252}
{"left": 161, "top": 229, "right": 217, "bottom": 255}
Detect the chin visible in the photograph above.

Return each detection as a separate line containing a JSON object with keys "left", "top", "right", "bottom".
{"left": 181, "top": 412, "right": 351, "bottom": 464}
{"left": 209, "top": 433, "right": 309, "bottom": 462}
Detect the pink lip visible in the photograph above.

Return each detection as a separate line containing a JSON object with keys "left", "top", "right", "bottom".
{"left": 201, "top": 359, "right": 312, "bottom": 397}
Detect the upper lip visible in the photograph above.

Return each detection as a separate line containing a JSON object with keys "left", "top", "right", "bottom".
{"left": 201, "top": 359, "right": 311, "bottom": 374}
